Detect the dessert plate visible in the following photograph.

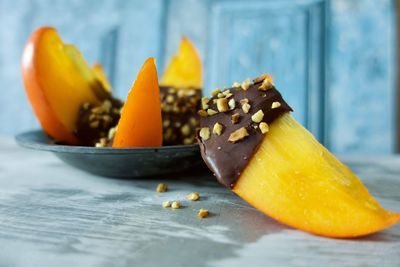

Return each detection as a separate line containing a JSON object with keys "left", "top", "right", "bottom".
{"left": 15, "top": 130, "right": 204, "bottom": 178}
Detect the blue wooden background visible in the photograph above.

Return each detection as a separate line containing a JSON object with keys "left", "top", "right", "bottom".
{"left": 0, "top": 0, "right": 397, "bottom": 154}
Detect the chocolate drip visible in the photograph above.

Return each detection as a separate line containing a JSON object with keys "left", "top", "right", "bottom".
{"left": 197, "top": 80, "right": 292, "bottom": 188}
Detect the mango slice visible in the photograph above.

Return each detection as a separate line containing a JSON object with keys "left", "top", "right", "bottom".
{"left": 113, "top": 58, "right": 162, "bottom": 148}
{"left": 160, "top": 37, "right": 202, "bottom": 89}
{"left": 22, "top": 27, "right": 106, "bottom": 144}
{"left": 234, "top": 113, "right": 400, "bottom": 238}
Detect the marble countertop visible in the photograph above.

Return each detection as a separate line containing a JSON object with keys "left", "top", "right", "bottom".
{"left": 0, "top": 136, "right": 399, "bottom": 267}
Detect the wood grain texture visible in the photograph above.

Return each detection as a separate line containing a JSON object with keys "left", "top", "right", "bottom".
{"left": 0, "top": 137, "right": 399, "bottom": 267}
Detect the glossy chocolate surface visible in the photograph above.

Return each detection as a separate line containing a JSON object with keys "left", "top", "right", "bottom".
{"left": 197, "top": 79, "right": 292, "bottom": 188}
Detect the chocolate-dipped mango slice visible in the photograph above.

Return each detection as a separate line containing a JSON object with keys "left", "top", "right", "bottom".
{"left": 160, "top": 37, "right": 203, "bottom": 145}
{"left": 197, "top": 74, "right": 400, "bottom": 238}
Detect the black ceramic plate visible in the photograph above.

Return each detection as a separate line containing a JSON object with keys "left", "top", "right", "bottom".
{"left": 15, "top": 130, "right": 204, "bottom": 178}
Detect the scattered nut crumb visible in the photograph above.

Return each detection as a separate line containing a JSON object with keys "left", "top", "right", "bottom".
{"left": 271, "top": 102, "right": 281, "bottom": 109}
{"left": 95, "top": 138, "right": 108, "bottom": 147}
{"left": 201, "top": 97, "right": 210, "bottom": 109}
{"left": 228, "top": 127, "right": 249, "bottom": 143}
{"left": 108, "top": 127, "right": 116, "bottom": 139}
{"left": 211, "top": 88, "right": 221, "bottom": 97}
{"left": 171, "top": 201, "right": 181, "bottom": 209}
{"left": 216, "top": 98, "right": 229, "bottom": 112}
{"left": 90, "top": 120, "right": 100, "bottom": 128}
{"left": 199, "top": 127, "right": 211, "bottom": 141}
{"left": 156, "top": 183, "right": 168, "bottom": 193}
{"left": 251, "top": 110, "right": 264, "bottom": 123}
{"left": 259, "top": 122, "right": 269, "bottom": 134}
{"left": 232, "top": 82, "right": 241, "bottom": 88}
{"left": 242, "top": 103, "right": 251, "bottom": 113}
{"left": 198, "top": 209, "right": 209, "bottom": 219}
{"left": 187, "top": 192, "right": 200, "bottom": 201}
{"left": 162, "top": 201, "right": 172, "bottom": 208}
{"left": 213, "top": 123, "right": 224, "bottom": 136}
{"left": 198, "top": 110, "right": 208, "bottom": 117}
{"left": 241, "top": 79, "right": 251, "bottom": 90}
{"left": 228, "top": 99, "right": 235, "bottom": 110}
{"left": 231, "top": 113, "right": 240, "bottom": 124}
{"left": 207, "top": 109, "right": 218, "bottom": 116}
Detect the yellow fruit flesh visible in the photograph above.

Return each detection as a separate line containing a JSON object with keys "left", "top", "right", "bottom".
{"left": 38, "top": 32, "right": 101, "bottom": 132}
{"left": 233, "top": 114, "right": 400, "bottom": 238}
{"left": 160, "top": 37, "right": 202, "bottom": 89}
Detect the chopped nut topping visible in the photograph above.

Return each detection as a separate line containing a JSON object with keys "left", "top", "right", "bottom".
{"left": 242, "top": 103, "right": 251, "bottom": 113}
{"left": 199, "top": 127, "right": 211, "bottom": 140}
{"left": 162, "top": 201, "right": 172, "bottom": 208}
{"left": 89, "top": 113, "right": 97, "bottom": 121}
{"left": 95, "top": 138, "right": 108, "bottom": 147}
{"left": 91, "top": 106, "right": 103, "bottom": 114}
{"left": 108, "top": 127, "right": 116, "bottom": 139}
{"left": 241, "top": 79, "right": 251, "bottom": 90}
{"left": 228, "top": 127, "right": 249, "bottom": 143}
{"left": 171, "top": 201, "right": 181, "bottom": 209}
{"left": 166, "top": 95, "right": 174, "bottom": 104}
{"left": 102, "top": 100, "right": 112, "bottom": 112}
{"left": 240, "top": 98, "right": 249, "bottom": 105}
{"left": 190, "top": 117, "right": 198, "bottom": 126}
{"left": 232, "top": 82, "right": 241, "bottom": 88}
{"left": 207, "top": 109, "right": 218, "bottom": 116}
{"left": 83, "top": 102, "right": 90, "bottom": 109}
{"left": 183, "top": 137, "right": 194, "bottom": 145}
{"left": 224, "top": 93, "right": 233, "bottom": 98}
{"left": 222, "top": 90, "right": 231, "bottom": 96}
{"left": 253, "top": 73, "right": 269, "bottom": 83}
{"left": 201, "top": 97, "right": 210, "bottom": 109}
{"left": 90, "top": 120, "right": 100, "bottom": 128}
{"left": 211, "top": 88, "right": 221, "bottom": 97}
{"left": 213, "top": 123, "right": 224, "bottom": 136}
{"left": 213, "top": 99, "right": 218, "bottom": 104}
{"left": 231, "top": 113, "right": 240, "bottom": 124}
{"left": 198, "top": 110, "right": 208, "bottom": 117}
{"left": 197, "top": 208, "right": 209, "bottom": 219}
{"left": 228, "top": 99, "right": 235, "bottom": 110}
{"left": 181, "top": 124, "right": 191, "bottom": 136}
{"left": 163, "top": 120, "right": 171, "bottom": 127}
{"left": 216, "top": 98, "right": 229, "bottom": 112}
{"left": 271, "top": 101, "right": 281, "bottom": 109}
{"left": 217, "top": 93, "right": 224, "bottom": 98}
{"left": 156, "top": 183, "right": 168, "bottom": 193}
{"left": 187, "top": 192, "right": 200, "bottom": 201}
{"left": 259, "top": 79, "right": 273, "bottom": 91}
{"left": 251, "top": 110, "right": 264, "bottom": 123}
{"left": 259, "top": 122, "right": 269, "bottom": 134}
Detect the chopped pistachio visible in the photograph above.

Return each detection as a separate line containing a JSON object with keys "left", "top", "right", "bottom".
{"left": 251, "top": 110, "right": 264, "bottom": 123}
{"left": 271, "top": 101, "right": 281, "bottom": 109}
{"left": 187, "top": 192, "right": 200, "bottom": 201}
{"left": 199, "top": 127, "right": 211, "bottom": 140}
{"left": 162, "top": 201, "right": 172, "bottom": 208}
{"left": 197, "top": 209, "right": 209, "bottom": 219}
{"left": 211, "top": 88, "right": 221, "bottom": 97}
{"left": 201, "top": 97, "right": 210, "bottom": 110}
{"left": 216, "top": 98, "right": 229, "bottom": 112}
{"left": 241, "top": 79, "right": 251, "bottom": 90}
{"left": 171, "top": 201, "right": 181, "bottom": 209}
{"left": 207, "top": 109, "right": 218, "bottom": 116}
{"left": 231, "top": 113, "right": 240, "bottom": 124}
{"left": 213, "top": 123, "right": 224, "bottom": 136}
{"left": 228, "top": 127, "right": 249, "bottom": 143}
{"left": 156, "top": 183, "right": 168, "bottom": 193}
{"left": 259, "top": 122, "right": 269, "bottom": 134}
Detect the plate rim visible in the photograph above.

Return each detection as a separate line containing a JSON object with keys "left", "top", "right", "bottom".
{"left": 15, "top": 130, "right": 200, "bottom": 154}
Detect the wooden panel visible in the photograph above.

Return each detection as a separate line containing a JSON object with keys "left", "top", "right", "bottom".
{"left": 327, "top": 0, "right": 396, "bottom": 154}
{"left": 0, "top": 0, "right": 165, "bottom": 134}
{"left": 207, "top": 0, "right": 326, "bottom": 139}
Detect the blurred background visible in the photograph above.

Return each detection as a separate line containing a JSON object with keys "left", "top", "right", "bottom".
{"left": 0, "top": 0, "right": 397, "bottom": 155}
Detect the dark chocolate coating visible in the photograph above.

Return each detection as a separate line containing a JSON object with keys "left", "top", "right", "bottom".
{"left": 160, "top": 86, "right": 201, "bottom": 145}
{"left": 198, "top": 81, "right": 292, "bottom": 188}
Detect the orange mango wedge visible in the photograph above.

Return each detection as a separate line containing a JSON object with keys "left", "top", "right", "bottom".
{"left": 113, "top": 58, "right": 162, "bottom": 148}
{"left": 22, "top": 27, "right": 106, "bottom": 144}
{"left": 234, "top": 114, "right": 400, "bottom": 238}
{"left": 160, "top": 37, "right": 202, "bottom": 89}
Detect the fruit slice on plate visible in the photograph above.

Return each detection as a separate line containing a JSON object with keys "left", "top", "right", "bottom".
{"left": 160, "top": 37, "right": 203, "bottom": 89}
{"left": 92, "top": 63, "right": 112, "bottom": 93}
{"left": 112, "top": 58, "right": 162, "bottom": 148}
{"left": 22, "top": 27, "right": 109, "bottom": 145}
{"left": 159, "top": 37, "right": 203, "bottom": 145}
{"left": 197, "top": 74, "right": 400, "bottom": 238}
